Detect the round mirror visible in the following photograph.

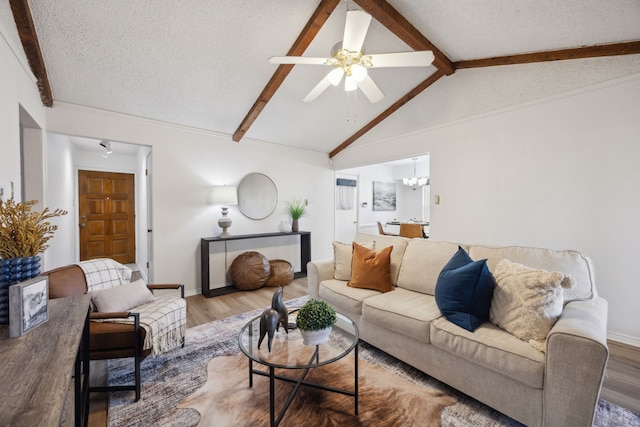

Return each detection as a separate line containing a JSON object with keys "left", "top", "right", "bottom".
{"left": 237, "top": 173, "right": 278, "bottom": 220}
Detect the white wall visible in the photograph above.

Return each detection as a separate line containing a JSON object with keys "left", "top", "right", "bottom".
{"left": 333, "top": 74, "right": 640, "bottom": 344}
{"left": 0, "top": 12, "right": 45, "bottom": 203}
{"left": 44, "top": 103, "right": 335, "bottom": 296}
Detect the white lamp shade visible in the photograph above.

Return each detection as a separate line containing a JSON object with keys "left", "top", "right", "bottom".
{"left": 328, "top": 68, "right": 345, "bottom": 86}
{"left": 210, "top": 186, "right": 238, "bottom": 206}
{"left": 351, "top": 64, "right": 367, "bottom": 82}
{"left": 345, "top": 75, "right": 357, "bottom": 91}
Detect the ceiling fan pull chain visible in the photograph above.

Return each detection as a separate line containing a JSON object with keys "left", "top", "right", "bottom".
{"left": 346, "top": 90, "right": 358, "bottom": 124}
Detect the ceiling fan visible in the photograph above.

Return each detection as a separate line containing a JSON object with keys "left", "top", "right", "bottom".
{"left": 269, "top": 9, "right": 435, "bottom": 103}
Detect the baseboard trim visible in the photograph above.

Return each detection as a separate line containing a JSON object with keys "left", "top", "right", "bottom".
{"left": 607, "top": 331, "right": 640, "bottom": 348}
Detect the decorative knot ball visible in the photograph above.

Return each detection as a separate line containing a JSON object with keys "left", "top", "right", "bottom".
{"left": 264, "top": 259, "right": 294, "bottom": 287}
{"left": 229, "top": 252, "right": 270, "bottom": 291}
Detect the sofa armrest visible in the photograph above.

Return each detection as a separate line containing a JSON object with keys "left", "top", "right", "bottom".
{"left": 543, "top": 297, "right": 608, "bottom": 427}
{"left": 306, "top": 259, "right": 334, "bottom": 299}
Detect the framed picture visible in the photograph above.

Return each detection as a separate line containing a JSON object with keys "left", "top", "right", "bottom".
{"left": 373, "top": 181, "right": 397, "bottom": 211}
{"left": 9, "top": 276, "right": 49, "bottom": 337}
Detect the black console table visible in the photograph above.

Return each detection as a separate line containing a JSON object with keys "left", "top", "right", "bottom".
{"left": 201, "top": 231, "right": 311, "bottom": 297}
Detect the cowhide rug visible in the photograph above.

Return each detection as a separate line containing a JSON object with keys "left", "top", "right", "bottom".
{"left": 177, "top": 353, "right": 456, "bottom": 426}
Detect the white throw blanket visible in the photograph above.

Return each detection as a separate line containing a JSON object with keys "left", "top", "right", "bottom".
{"left": 126, "top": 296, "right": 187, "bottom": 357}
{"left": 78, "top": 258, "right": 132, "bottom": 292}
{"left": 78, "top": 258, "right": 186, "bottom": 357}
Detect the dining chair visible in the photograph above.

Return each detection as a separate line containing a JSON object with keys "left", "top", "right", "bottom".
{"left": 399, "top": 223, "right": 424, "bottom": 238}
{"left": 377, "top": 221, "right": 398, "bottom": 236}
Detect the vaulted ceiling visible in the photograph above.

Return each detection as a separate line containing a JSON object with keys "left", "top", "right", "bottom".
{"left": 10, "top": 0, "right": 640, "bottom": 157}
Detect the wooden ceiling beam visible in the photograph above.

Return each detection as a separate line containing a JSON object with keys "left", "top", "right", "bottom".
{"left": 329, "top": 70, "right": 445, "bottom": 158}
{"left": 353, "top": 0, "right": 454, "bottom": 75}
{"left": 330, "top": 40, "right": 640, "bottom": 158}
{"left": 455, "top": 40, "right": 640, "bottom": 69}
{"left": 232, "top": 0, "right": 341, "bottom": 142}
{"left": 10, "top": 0, "right": 53, "bottom": 107}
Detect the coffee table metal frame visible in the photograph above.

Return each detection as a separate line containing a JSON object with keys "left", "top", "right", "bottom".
{"left": 238, "top": 312, "right": 359, "bottom": 427}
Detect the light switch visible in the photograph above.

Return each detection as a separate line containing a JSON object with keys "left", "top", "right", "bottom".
{"left": 435, "top": 195, "right": 440, "bottom": 205}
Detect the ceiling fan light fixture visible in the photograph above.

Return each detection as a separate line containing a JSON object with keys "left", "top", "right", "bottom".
{"left": 345, "top": 75, "right": 358, "bottom": 91}
{"left": 351, "top": 64, "right": 367, "bottom": 82}
{"left": 328, "top": 68, "right": 344, "bottom": 86}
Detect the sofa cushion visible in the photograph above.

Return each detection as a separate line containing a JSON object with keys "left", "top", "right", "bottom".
{"left": 490, "top": 259, "right": 575, "bottom": 352}
{"left": 319, "top": 279, "right": 382, "bottom": 315}
{"left": 333, "top": 240, "right": 374, "bottom": 280}
{"left": 91, "top": 279, "right": 156, "bottom": 313}
{"left": 434, "top": 247, "right": 494, "bottom": 332}
{"left": 396, "top": 240, "right": 464, "bottom": 294}
{"left": 355, "top": 233, "right": 408, "bottom": 285}
{"left": 347, "top": 242, "right": 393, "bottom": 292}
{"left": 431, "top": 317, "right": 545, "bottom": 389}
{"left": 468, "top": 245, "right": 594, "bottom": 302}
{"left": 362, "top": 288, "right": 440, "bottom": 343}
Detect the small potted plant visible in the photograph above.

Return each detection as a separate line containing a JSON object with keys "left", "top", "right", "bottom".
{"left": 285, "top": 198, "right": 307, "bottom": 232}
{"left": 295, "top": 299, "right": 337, "bottom": 345}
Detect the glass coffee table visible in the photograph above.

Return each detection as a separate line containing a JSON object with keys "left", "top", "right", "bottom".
{"left": 238, "top": 311, "right": 359, "bottom": 427}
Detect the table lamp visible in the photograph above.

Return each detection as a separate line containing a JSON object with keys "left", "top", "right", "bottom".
{"left": 210, "top": 185, "right": 238, "bottom": 237}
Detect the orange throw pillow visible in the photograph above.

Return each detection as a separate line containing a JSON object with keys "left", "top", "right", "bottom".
{"left": 347, "top": 242, "right": 393, "bottom": 292}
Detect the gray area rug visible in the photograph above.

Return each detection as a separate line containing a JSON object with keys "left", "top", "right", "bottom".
{"left": 108, "top": 296, "right": 640, "bottom": 426}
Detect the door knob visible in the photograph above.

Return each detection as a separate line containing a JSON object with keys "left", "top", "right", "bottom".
{"left": 80, "top": 223, "right": 86, "bottom": 229}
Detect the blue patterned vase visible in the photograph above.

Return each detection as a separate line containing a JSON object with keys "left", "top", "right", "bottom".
{"left": 0, "top": 255, "right": 41, "bottom": 325}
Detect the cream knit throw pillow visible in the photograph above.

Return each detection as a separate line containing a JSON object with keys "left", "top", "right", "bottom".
{"left": 490, "top": 259, "right": 575, "bottom": 352}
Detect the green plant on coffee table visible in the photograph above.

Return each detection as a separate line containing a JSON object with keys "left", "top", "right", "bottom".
{"left": 296, "top": 299, "right": 337, "bottom": 331}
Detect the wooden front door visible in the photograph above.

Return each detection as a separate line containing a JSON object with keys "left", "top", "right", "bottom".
{"left": 78, "top": 170, "right": 135, "bottom": 263}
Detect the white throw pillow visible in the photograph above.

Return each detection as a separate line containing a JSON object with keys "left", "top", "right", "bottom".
{"left": 92, "top": 279, "right": 156, "bottom": 313}
{"left": 490, "top": 259, "right": 575, "bottom": 352}
{"left": 333, "top": 240, "right": 374, "bottom": 280}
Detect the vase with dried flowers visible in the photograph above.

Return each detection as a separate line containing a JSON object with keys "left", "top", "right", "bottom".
{"left": 0, "top": 198, "right": 67, "bottom": 324}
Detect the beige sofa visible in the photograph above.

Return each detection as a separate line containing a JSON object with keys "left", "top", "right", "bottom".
{"left": 307, "top": 233, "right": 608, "bottom": 427}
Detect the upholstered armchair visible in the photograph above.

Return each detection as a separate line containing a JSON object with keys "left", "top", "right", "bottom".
{"left": 43, "top": 258, "right": 186, "bottom": 401}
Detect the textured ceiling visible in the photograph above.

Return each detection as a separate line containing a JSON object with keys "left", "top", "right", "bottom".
{"left": 23, "top": 0, "right": 640, "bottom": 155}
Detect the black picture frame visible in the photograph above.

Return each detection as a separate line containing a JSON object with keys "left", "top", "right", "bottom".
{"left": 9, "top": 276, "right": 49, "bottom": 337}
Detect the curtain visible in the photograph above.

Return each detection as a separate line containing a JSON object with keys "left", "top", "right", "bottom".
{"left": 336, "top": 178, "right": 356, "bottom": 211}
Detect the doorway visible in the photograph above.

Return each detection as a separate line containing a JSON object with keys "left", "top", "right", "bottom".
{"left": 78, "top": 170, "right": 136, "bottom": 263}
{"left": 334, "top": 173, "right": 359, "bottom": 243}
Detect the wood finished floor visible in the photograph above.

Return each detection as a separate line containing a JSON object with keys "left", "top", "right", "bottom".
{"left": 87, "top": 278, "right": 640, "bottom": 426}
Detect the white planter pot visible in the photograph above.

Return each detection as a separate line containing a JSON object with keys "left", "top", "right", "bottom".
{"left": 299, "top": 326, "right": 332, "bottom": 346}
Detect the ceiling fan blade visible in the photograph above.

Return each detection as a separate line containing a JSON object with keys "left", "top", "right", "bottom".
{"left": 303, "top": 75, "right": 332, "bottom": 102}
{"left": 269, "top": 56, "right": 331, "bottom": 65}
{"left": 357, "top": 75, "right": 384, "bottom": 103}
{"left": 368, "top": 51, "right": 435, "bottom": 68}
{"left": 342, "top": 10, "right": 371, "bottom": 52}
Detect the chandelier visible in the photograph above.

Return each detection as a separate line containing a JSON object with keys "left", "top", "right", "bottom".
{"left": 403, "top": 158, "right": 429, "bottom": 190}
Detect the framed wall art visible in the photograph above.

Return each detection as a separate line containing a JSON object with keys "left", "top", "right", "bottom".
{"left": 372, "top": 181, "right": 397, "bottom": 211}
{"left": 9, "top": 276, "right": 49, "bottom": 337}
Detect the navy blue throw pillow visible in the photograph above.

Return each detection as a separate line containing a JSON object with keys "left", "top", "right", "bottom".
{"left": 434, "top": 246, "right": 495, "bottom": 332}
